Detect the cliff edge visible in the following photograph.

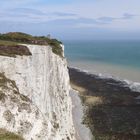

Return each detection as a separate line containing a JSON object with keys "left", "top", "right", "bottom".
{"left": 0, "top": 32, "right": 75, "bottom": 140}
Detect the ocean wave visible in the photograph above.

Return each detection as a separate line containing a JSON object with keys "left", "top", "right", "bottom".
{"left": 69, "top": 66, "right": 140, "bottom": 93}
{"left": 125, "top": 81, "right": 140, "bottom": 92}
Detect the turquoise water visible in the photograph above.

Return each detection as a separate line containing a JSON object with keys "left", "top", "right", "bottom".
{"left": 64, "top": 40, "right": 140, "bottom": 70}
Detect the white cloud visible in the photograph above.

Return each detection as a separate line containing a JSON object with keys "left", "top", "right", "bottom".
{"left": 0, "top": 0, "right": 140, "bottom": 39}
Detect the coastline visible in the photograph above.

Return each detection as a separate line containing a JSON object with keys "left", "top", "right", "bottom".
{"left": 67, "top": 60, "right": 140, "bottom": 83}
{"left": 69, "top": 67, "right": 140, "bottom": 140}
{"left": 68, "top": 65, "right": 140, "bottom": 93}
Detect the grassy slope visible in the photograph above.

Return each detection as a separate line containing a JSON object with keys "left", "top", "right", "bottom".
{"left": 0, "top": 32, "right": 63, "bottom": 57}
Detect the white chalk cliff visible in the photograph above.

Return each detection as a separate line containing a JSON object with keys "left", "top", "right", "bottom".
{"left": 0, "top": 44, "right": 75, "bottom": 140}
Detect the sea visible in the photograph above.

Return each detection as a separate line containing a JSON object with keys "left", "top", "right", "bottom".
{"left": 64, "top": 40, "right": 140, "bottom": 92}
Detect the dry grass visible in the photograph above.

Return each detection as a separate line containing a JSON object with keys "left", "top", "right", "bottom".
{"left": 0, "top": 129, "right": 24, "bottom": 140}
{"left": 0, "top": 40, "right": 18, "bottom": 46}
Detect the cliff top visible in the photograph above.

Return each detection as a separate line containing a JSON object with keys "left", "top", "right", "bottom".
{"left": 0, "top": 32, "right": 63, "bottom": 57}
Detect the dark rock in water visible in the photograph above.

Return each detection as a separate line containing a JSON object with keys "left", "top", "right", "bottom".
{"left": 69, "top": 67, "right": 140, "bottom": 140}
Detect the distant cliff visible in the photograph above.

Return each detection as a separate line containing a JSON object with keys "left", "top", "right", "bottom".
{"left": 0, "top": 33, "right": 75, "bottom": 140}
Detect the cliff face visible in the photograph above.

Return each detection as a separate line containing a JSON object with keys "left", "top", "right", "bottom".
{"left": 0, "top": 44, "right": 75, "bottom": 140}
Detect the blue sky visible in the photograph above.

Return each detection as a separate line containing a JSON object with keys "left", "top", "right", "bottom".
{"left": 0, "top": 0, "right": 140, "bottom": 40}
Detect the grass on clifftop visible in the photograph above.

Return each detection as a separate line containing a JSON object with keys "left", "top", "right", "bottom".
{"left": 0, "top": 129, "right": 24, "bottom": 140}
{"left": 0, "top": 32, "right": 63, "bottom": 57}
{"left": 0, "top": 40, "right": 18, "bottom": 46}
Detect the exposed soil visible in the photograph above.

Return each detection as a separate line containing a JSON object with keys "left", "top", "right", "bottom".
{"left": 0, "top": 45, "right": 32, "bottom": 57}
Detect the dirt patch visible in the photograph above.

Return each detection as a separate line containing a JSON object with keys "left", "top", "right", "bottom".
{"left": 0, "top": 44, "right": 32, "bottom": 57}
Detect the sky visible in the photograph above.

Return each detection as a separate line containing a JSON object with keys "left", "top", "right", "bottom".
{"left": 0, "top": 0, "right": 140, "bottom": 40}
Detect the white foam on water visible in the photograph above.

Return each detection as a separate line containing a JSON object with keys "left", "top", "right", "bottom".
{"left": 125, "top": 81, "right": 140, "bottom": 92}
{"left": 70, "top": 67, "right": 140, "bottom": 93}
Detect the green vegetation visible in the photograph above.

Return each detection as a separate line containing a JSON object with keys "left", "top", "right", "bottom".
{"left": 50, "top": 39, "right": 63, "bottom": 57}
{"left": 0, "top": 32, "right": 63, "bottom": 57}
{"left": 0, "top": 32, "right": 32, "bottom": 43}
{"left": 0, "top": 129, "right": 24, "bottom": 140}
{"left": 0, "top": 40, "right": 18, "bottom": 46}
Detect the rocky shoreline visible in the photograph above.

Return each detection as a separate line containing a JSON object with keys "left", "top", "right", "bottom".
{"left": 69, "top": 67, "right": 140, "bottom": 140}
